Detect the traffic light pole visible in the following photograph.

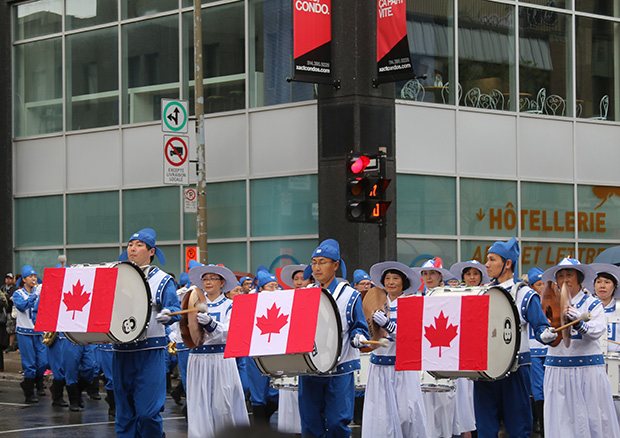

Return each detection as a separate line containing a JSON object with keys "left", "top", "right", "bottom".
{"left": 317, "top": 0, "right": 397, "bottom": 275}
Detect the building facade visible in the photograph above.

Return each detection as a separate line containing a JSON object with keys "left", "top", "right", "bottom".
{"left": 3, "top": 0, "right": 620, "bottom": 279}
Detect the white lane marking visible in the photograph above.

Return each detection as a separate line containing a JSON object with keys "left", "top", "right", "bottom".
{"left": 0, "top": 416, "right": 184, "bottom": 434}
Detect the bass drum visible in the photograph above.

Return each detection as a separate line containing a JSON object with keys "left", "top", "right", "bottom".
{"left": 420, "top": 371, "right": 455, "bottom": 393}
{"left": 426, "top": 285, "right": 521, "bottom": 381}
{"left": 355, "top": 353, "right": 371, "bottom": 390}
{"left": 64, "top": 261, "right": 151, "bottom": 345}
{"left": 253, "top": 288, "right": 342, "bottom": 377}
{"left": 606, "top": 353, "right": 620, "bottom": 400}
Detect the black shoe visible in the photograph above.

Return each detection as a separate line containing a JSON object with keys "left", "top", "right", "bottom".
{"left": 67, "top": 384, "right": 81, "bottom": 411}
{"left": 35, "top": 377, "right": 46, "bottom": 396}
{"left": 51, "top": 380, "right": 68, "bottom": 407}
{"left": 105, "top": 389, "right": 115, "bottom": 418}
{"left": 87, "top": 378, "right": 101, "bottom": 400}
{"left": 21, "top": 378, "right": 39, "bottom": 403}
{"left": 171, "top": 382, "right": 184, "bottom": 406}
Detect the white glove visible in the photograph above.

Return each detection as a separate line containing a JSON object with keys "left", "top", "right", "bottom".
{"left": 352, "top": 333, "right": 367, "bottom": 348}
{"left": 565, "top": 306, "right": 581, "bottom": 322}
{"left": 168, "top": 331, "right": 178, "bottom": 344}
{"left": 373, "top": 310, "right": 388, "bottom": 327}
{"left": 540, "top": 327, "right": 557, "bottom": 344}
{"left": 155, "top": 308, "right": 171, "bottom": 324}
{"left": 197, "top": 312, "right": 212, "bottom": 326}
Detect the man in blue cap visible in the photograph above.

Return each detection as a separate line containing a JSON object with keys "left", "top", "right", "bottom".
{"left": 526, "top": 267, "right": 546, "bottom": 435}
{"left": 475, "top": 239, "right": 557, "bottom": 438}
{"left": 114, "top": 228, "right": 181, "bottom": 438}
{"left": 13, "top": 265, "right": 47, "bottom": 403}
{"left": 299, "top": 239, "right": 370, "bottom": 437}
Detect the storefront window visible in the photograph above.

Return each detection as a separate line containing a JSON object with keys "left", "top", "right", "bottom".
{"left": 519, "top": 241, "right": 575, "bottom": 272}
{"left": 122, "top": 0, "right": 178, "bottom": 19}
{"left": 66, "top": 0, "right": 118, "bottom": 30}
{"left": 250, "top": 239, "right": 318, "bottom": 275}
{"left": 460, "top": 239, "right": 495, "bottom": 265}
{"left": 66, "top": 248, "right": 123, "bottom": 265}
{"left": 521, "top": 182, "right": 574, "bottom": 239}
{"left": 13, "top": 0, "right": 61, "bottom": 41}
{"left": 575, "top": 1, "right": 619, "bottom": 18}
{"left": 122, "top": 187, "right": 180, "bottom": 242}
{"left": 15, "top": 250, "right": 64, "bottom": 278}
{"left": 67, "top": 192, "right": 120, "bottom": 244}
{"left": 15, "top": 196, "right": 64, "bottom": 247}
{"left": 398, "top": 238, "right": 457, "bottom": 270}
{"left": 577, "top": 185, "right": 620, "bottom": 239}
{"left": 460, "top": 178, "right": 518, "bottom": 237}
{"left": 521, "top": 0, "right": 567, "bottom": 9}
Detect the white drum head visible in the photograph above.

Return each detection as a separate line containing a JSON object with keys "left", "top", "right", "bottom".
{"left": 108, "top": 262, "right": 151, "bottom": 343}
{"left": 310, "top": 290, "right": 342, "bottom": 373}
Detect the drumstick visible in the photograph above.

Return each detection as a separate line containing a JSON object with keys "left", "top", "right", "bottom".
{"left": 551, "top": 312, "right": 591, "bottom": 333}
{"left": 605, "top": 338, "right": 620, "bottom": 346}
{"left": 362, "top": 338, "right": 390, "bottom": 347}
{"left": 167, "top": 303, "right": 208, "bottom": 317}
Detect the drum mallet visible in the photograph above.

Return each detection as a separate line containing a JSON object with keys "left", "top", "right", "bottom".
{"left": 167, "top": 303, "right": 208, "bottom": 317}
{"left": 362, "top": 338, "right": 390, "bottom": 348}
{"left": 551, "top": 312, "right": 591, "bottom": 333}
{"left": 605, "top": 338, "right": 620, "bottom": 346}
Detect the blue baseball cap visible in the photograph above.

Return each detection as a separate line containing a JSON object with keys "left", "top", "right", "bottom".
{"left": 118, "top": 228, "right": 166, "bottom": 265}
{"left": 353, "top": 269, "right": 370, "bottom": 285}
{"left": 256, "top": 271, "right": 278, "bottom": 289}
{"left": 488, "top": 238, "right": 519, "bottom": 264}
{"left": 527, "top": 267, "right": 544, "bottom": 286}
{"left": 178, "top": 272, "right": 190, "bottom": 288}
{"left": 239, "top": 276, "right": 252, "bottom": 286}
{"left": 22, "top": 265, "right": 37, "bottom": 278}
{"left": 304, "top": 239, "right": 347, "bottom": 280}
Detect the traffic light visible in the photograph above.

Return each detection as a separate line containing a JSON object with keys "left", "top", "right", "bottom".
{"left": 346, "top": 152, "right": 392, "bottom": 223}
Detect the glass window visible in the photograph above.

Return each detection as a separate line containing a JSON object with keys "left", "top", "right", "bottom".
{"left": 13, "top": 0, "right": 62, "bottom": 41}
{"left": 521, "top": 0, "right": 567, "bottom": 9}
{"left": 577, "top": 185, "right": 620, "bottom": 239}
{"left": 576, "top": 16, "right": 617, "bottom": 121}
{"left": 122, "top": 0, "right": 178, "bottom": 19}
{"left": 519, "top": 7, "right": 571, "bottom": 116}
{"left": 458, "top": 0, "right": 515, "bottom": 111}
{"left": 66, "top": 0, "right": 118, "bottom": 30}
{"left": 15, "top": 196, "right": 63, "bottom": 247}
{"left": 198, "top": 242, "right": 248, "bottom": 273}
{"left": 155, "top": 245, "right": 181, "bottom": 278}
{"left": 67, "top": 192, "right": 120, "bottom": 244}
{"left": 519, "top": 241, "right": 575, "bottom": 272}
{"left": 122, "top": 15, "right": 179, "bottom": 124}
{"left": 66, "top": 248, "right": 124, "bottom": 265}
{"left": 183, "top": 181, "right": 247, "bottom": 240}
{"left": 249, "top": 0, "right": 314, "bottom": 108}
{"left": 397, "top": 0, "right": 455, "bottom": 104}
{"left": 14, "top": 38, "right": 62, "bottom": 137}
{"left": 250, "top": 176, "right": 318, "bottom": 237}
{"left": 66, "top": 27, "right": 119, "bottom": 130}
{"left": 183, "top": 0, "right": 222, "bottom": 6}
{"left": 460, "top": 239, "right": 495, "bottom": 266}
{"left": 182, "top": 4, "right": 246, "bottom": 115}
{"left": 521, "top": 182, "right": 574, "bottom": 239}
{"left": 460, "top": 178, "right": 517, "bottom": 237}
{"left": 577, "top": 243, "right": 616, "bottom": 266}
{"left": 397, "top": 174, "right": 456, "bottom": 235}
{"left": 575, "top": 1, "right": 618, "bottom": 18}
{"left": 250, "top": 239, "right": 318, "bottom": 275}
{"left": 397, "top": 238, "right": 457, "bottom": 270}
{"left": 122, "top": 187, "right": 180, "bottom": 242}
{"left": 15, "top": 250, "right": 64, "bottom": 279}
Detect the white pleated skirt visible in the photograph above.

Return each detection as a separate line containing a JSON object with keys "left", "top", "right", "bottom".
{"left": 362, "top": 363, "right": 427, "bottom": 438}
{"left": 422, "top": 383, "right": 457, "bottom": 438}
{"left": 277, "top": 388, "right": 302, "bottom": 434}
{"left": 452, "top": 378, "right": 476, "bottom": 434}
{"left": 187, "top": 353, "right": 249, "bottom": 438}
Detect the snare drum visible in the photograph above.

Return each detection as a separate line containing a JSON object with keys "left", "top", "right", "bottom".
{"left": 355, "top": 353, "right": 371, "bottom": 390}
{"left": 606, "top": 353, "right": 620, "bottom": 400}
{"left": 425, "top": 285, "right": 521, "bottom": 381}
{"left": 253, "top": 288, "right": 342, "bottom": 377}
{"left": 270, "top": 375, "right": 299, "bottom": 391}
{"left": 420, "top": 371, "right": 455, "bottom": 393}
{"left": 64, "top": 262, "right": 151, "bottom": 345}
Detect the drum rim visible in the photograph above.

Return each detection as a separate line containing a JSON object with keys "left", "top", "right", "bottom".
{"left": 315, "top": 287, "right": 343, "bottom": 374}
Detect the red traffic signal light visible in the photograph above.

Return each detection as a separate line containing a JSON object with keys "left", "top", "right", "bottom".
{"left": 350, "top": 156, "right": 371, "bottom": 174}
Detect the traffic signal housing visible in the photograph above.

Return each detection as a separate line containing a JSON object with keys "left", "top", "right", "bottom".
{"left": 346, "top": 152, "right": 391, "bottom": 223}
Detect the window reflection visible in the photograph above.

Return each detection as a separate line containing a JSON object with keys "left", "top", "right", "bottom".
{"left": 66, "top": 0, "right": 118, "bottom": 30}
{"left": 13, "top": 0, "right": 62, "bottom": 41}
{"left": 575, "top": 1, "right": 619, "bottom": 18}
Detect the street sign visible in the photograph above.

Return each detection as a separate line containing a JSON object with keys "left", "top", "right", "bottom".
{"left": 161, "top": 99, "right": 189, "bottom": 133}
{"left": 184, "top": 188, "right": 197, "bottom": 213}
{"left": 164, "top": 135, "right": 189, "bottom": 185}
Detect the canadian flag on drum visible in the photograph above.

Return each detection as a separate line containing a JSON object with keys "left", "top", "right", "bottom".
{"left": 224, "top": 288, "right": 321, "bottom": 358}
{"left": 395, "top": 295, "right": 489, "bottom": 372}
{"left": 35, "top": 267, "right": 117, "bottom": 333}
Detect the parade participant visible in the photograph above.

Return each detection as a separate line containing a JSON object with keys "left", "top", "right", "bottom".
{"left": 299, "top": 239, "right": 369, "bottom": 438}
{"left": 351, "top": 267, "right": 372, "bottom": 425}
{"left": 362, "top": 261, "right": 427, "bottom": 438}
{"left": 96, "top": 343, "right": 115, "bottom": 417}
{"left": 525, "top": 267, "right": 546, "bottom": 435}
{"left": 170, "top": 270, "right": 194, "bottom": 407}
{"left": 240, "top": 276, "right": 253, "bottom": 294}
{"left": 113, "top": 228, "right": 181, "bottom": 438}
{"left": 475, "top": 238, "right": 556, "bottom": 438}
{"left": 412, "top": 257, "right": 453, "bottom": 294}
{"left": 13, "top": 265, "right": 47, "bottom": 403}
{"left": 63, "top": 341, "right": 98, "bottom": 411}
{"left": 450, "top": 259, "right": 490, "bottom": 287}
{"left": 280, "top": 264, "right": 311, "bottom": 289}
{"left": 186, "top": 263, "right": 249, "bottom": 438}
{"left": 541, "top": 258, "right": 620, "bottom": 437}
{"left": 44, "top": 331, "right": 69, "bottom": 407}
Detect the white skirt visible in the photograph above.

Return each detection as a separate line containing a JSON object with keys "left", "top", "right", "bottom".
{"left": 277, "top": 388, "right": 302, "bottom": 434}
{"left": 422, "top": 384, "right": 457, "bottom": 438}
{"left": 362, "top": 364, "right": 427, "bottom": 438}
{"left": 187, "top": 353, "right": 249, "bottom": 438}
{"left": 544, "top": 365, "right": 620, "bottom": 438}
{"left": 452, "top": 378, "right": 476, "bottom": 434}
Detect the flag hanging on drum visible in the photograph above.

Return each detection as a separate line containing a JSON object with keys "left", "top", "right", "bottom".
{"left": 395, "top": 295, "right": 489, "bottom": 372}
{"left": 224, "top": 288, "right": 321, "bottom": 358}
{"left": 35, "top": 267, "right": 117, "bottom": 333}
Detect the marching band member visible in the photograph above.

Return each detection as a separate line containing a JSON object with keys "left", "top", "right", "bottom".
{"left": 362, "top": 261, "right": 427, "bottom": 438}
{"left": 352, "top": 269, "right": 373, "bottom": 298}
{"left": 299, "top": 239, "right": 370, "bottom": 438}
{"left": 476, "top": 238, "right": 556, "bottom": 438}
{"left": 525, "top": 267, "right": 546, "bottom": 435}
{"left": 169, "top": 270, "right": 193, "bottom": 407}
{"left": 450, "top": 260, "right": 490, "bottom": 288}
{"left": 45, "top": 331, "right": 69, "bottom": 408}
{"left": 63, "top": 340, "right": 98, "bottom": 411}
{"left": 186, "top": 263, "right": 249, "bottom": 438}
{"left": 13, "top": 265, "right": 47, "bottom": 403}
{"left": 541, "top": 258, "right": 620, "bottom": 437}
{"left": 96, "top": 343, "right": 115, "bottom": 417}
{"left": 114, "top": 228, "right": 181, "bottom": 438}
{"left": 281, "top": 263, "right": 311, "bottom": 290}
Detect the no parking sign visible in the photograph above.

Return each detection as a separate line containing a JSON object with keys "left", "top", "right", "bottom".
{"left": 164, "top": 135, "right": 189, "bottom": 185}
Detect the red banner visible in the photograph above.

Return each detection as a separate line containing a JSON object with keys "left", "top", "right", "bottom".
{"left": 376, "top": 0, "right": 414, "bottom": 84}
{"left": 294, "top": 0, "right": 332, "bottom": 82}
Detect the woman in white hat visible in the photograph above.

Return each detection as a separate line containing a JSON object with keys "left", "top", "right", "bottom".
{"left": 541, "top": 258, "right": 620, "bottom": 438}
{"left": 280, "top": 264, "right": 311, "bottom": 289}
{"left": 362, "top": 261, "right": 427, "bottom": 438}
{"left": 186, "top": 264, "right": 249, "bottom": 438}
{"left": 449, "top": 260, "right": 490, "bottom": 287}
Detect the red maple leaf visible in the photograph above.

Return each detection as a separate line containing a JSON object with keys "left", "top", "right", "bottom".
{"left": 424, "top": 311, "right": 458, "bottom": 357}
{"left": 63, "top": 280, "right": 91, "bottom": 320}
{"left": 256, "top": 303, "right": 289, "bottom": 342}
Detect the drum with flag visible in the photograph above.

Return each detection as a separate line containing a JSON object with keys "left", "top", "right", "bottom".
{"left": 35, "top": 262, "right": 151, "bottom": 344}
{"left": 224, "top": 287, "right": 342, "bottom": 376}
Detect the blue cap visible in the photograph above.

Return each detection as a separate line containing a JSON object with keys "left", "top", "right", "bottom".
{"left": 118, "top": 228, "right": 166, "bottom": 265}
{"left": 188, "top": 260, "right": 202, "bottom": 270}
{"left": 527, "top": 267, "right": 544, "bottom": 285}
{"left": 54, "top": 263, "right": 62, "bottom": 268}
{"left": 542, "top": 257, "right": 594, "bottom": 285}
{"left": 256, "top": 271, "right": 278, "bottom": 289}
{"left": 488, "top": 238, "right": 520, "bottom": 264}
{"left": 239, "top": 276, "right": 252, "bottom": 286}
{"left": 304, "top": 239, "right": 347, "bottom": 280}
{"left": 178, "top": 272, "right": 190, "bottom": 288}
{"left": 22, "top": 265, "right": 37, "bottom": 278}
{"left": 353, "top": 269, "right": 370, "bottom": 285}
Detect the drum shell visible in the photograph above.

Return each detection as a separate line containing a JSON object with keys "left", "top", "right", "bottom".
{"left": 354, "top": 352, "right": 371, "bottom": 390}
{"left": 253, "top": 288, "right": 342, "bottom": 377}
{"left": 270, "top": 375, "right": 299, "bottom": 391}
{"left": 64, "top": 261, "right": 151, "bottom": 345}
{"left": 426, "top": 285, "right": 521, "bottom": 381}
{"left": 606, "top": 353, "right": 620, "bottom": 400}
{"left": 420, "top": 371, "right": 456, "bottom": 393}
